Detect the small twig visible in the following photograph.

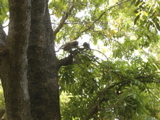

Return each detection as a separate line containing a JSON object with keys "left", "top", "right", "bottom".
{"left": 107, "top": 0, "right": 131, "bottom": 10}
{"left": 91, "top": 49, "right": 108, "bottom": 60}
{"left": 51, "top": 21, "right": 108, "bottom": 25}
{"left": 73, "top": 11, "right": 106, "bottom": 40}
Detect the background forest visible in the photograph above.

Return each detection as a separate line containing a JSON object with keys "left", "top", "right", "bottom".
{"left": 0, "top": 0, "right": 160, "bottom": 120}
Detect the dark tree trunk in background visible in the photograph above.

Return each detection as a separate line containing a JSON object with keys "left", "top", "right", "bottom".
{"left": 0, "top": 0, "right": 32, "bottom": 120}
{"left": 27, "top": 0, "right": 61, "bottom": 120}
{"left": 0, "top": 0, "right": 61, "bottom": 119}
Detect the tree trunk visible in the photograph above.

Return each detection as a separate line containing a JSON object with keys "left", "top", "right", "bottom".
{"left": 0, "top": 0, "right": 62, "bottom": 119}
{"left": 0, "top": 0, "right": 32, "bottom": 119}
{"left": 27, "top": 0, "right": 61, "bottom": 119}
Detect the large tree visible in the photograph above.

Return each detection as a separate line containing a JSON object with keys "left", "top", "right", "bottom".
{"left": 0, "top": 0, "right": 159, "bottom": 120}
{"left": 0, "top": 0, "right": 32, "bottom": 119}
{"left": 0, "top": 0, "right": 62, "bottom": 119}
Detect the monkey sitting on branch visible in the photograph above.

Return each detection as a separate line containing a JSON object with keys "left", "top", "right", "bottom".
{"left": 56, "top": 41, "right": 79, "bottom": 52}
{"left": 83, "top": 42, "right": 90, "bottom": 50}
{"left": 83, "top": 42, "right": 108, "bottom": 59}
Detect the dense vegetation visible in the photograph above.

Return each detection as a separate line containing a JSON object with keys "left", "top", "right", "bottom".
{"left": 0, "top": 0, "right": 160, "bottom": 119}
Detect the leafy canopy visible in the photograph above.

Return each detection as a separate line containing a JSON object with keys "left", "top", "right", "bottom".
{"left": 0, "top": 0, "right": 160, "bottom": 119}
{"left": 49, "top": 0, "right": 160, "bottom": 119}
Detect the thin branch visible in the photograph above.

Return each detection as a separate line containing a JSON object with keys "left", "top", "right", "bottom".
{"left": 73, "top": 0, "right": 131, "bottom": 40}
{"left": 51, "top": 21, "right": 109, "bottom": 25}
{"left": 91, "top": 49, "right": 109, "bottom": 60}
{"left": 73, "top": 11, "right": 106, "bottom": 40}
{"left": 84, "top": 73, "right": 159, "bottom": 119}
{"left": 57, "top": 47, "right": 107, "bottom": 69}
{"left": 140, "top": 80, "right": 160, "bottom": 83}
{"left": 84, "top": 80, "right": 129, "bottom": 120}
{"left": 54, "top": 4, "right": 74, "bottom": 35}
{"left": 84, "top": 105, "right": 99, "bottom": 120}
{"left": 107, "top": 0, "right": 131, "bottom": 10}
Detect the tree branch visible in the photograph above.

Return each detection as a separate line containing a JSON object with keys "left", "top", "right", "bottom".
{"left": 54, "top": 4, "right": 74, "bottom": 35}
{"left": 84, "top": 105, "right": 99, "bottom": 120}
{"left": 73, "top": 0, "right": 131, "bottom": 40}
{"left": 57, "top": 54, "right": 73, "bottom": 69}
{"left": 85, "top": 73, "right": 158, "bottom": 120}
{"left": 57, "top": 48, "right": 85, "bottom": 69}
{"left": 73, "top": 11, "right": 106, "bottom": 40}
{"left": 84, "top": 80, "right": 128, "bottom": 120}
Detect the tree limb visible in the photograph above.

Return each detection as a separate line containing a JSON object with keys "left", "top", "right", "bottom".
{"left": 57, "top": 54, "right": 73, "bottom": 69}
{"left": 54, "top": 4, "right": 74, "bottom": 35}
{"left": 84, "top": 80, "right": 128, "bottom": 120}
{"left": 73, "top": 0, "right": 131, "bottom": 40}
{"left": 57, "top": 48, "right": 85, "bottom": 69}
{"left": 73, "top": 11, "right": 106, "bottom": 40}
{"left": 85, "top": 74, "right": 159, "bottom": 119}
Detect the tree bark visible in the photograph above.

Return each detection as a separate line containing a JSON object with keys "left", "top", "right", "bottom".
{"left": 27, "top": 0, "right": 61, "bottom": 119}
{"left": 0, "top": 0, "right": 32, "bottom": 119}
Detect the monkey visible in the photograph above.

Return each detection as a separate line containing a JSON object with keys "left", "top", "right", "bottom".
{"left": 56, "top": 41, "right": 79, "bottom": 52}
{"left": 83, "top": 42, "right": 90, "bottom": 50}
{"left": 63, "top": 41, "right": 78, "bottom": 51}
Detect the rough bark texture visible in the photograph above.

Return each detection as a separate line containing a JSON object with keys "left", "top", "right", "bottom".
{"left": 1, "top": 0, "right": 32, "bottom": 120}
{"left": 0, "top": 24, "right": 7, "bottom": 78}
{"left": 27, "top": 0, "right": 61, "bottom": 119}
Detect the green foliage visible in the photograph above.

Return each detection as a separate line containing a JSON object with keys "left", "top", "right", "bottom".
{"left": 59, "top": 51, "right": 160, "bottom": 119}
{"left": 0, "top": 0, "right": 8, "bottom": 24}
{"left": 52, "top": 0, "right": 160, "bottom": 119}
{"left": 1, "top": 0, "right": 160, "bottom": 119}
{"left": 0, "top": 84, "right": 5, "bottom": 111}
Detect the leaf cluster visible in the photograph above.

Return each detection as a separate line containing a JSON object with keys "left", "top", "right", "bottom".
{"left": 0, "top": 0, "right": 8, "bottom": 24}
{"left": 51, "top": 0, "right": 160, "bottom": 119}
{"left": 59, "top": 49, "right": 160, "bottom": 119}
